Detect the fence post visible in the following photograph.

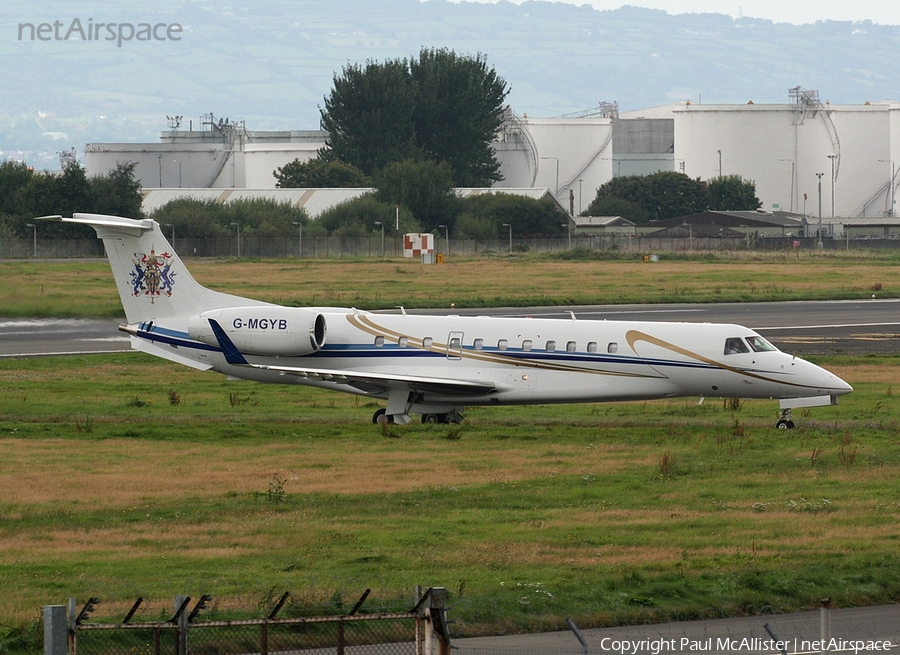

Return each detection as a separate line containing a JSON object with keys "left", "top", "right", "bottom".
{"left": 67, "top": 599, "right": 77, "bottom": 655}
{"left": 423, "top": 587, "right": 450, "bottom": 655}
{"left": 175, "top": 596, "right": 189, "bottom": 655}
{"left": 44, "top": 606, "right": 67, "bottom": 655}
{"left": 819, "top": 598, "right": 831, "bottom": 654}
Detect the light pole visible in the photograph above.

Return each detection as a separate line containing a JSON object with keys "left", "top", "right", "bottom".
{"left": 230, "top": 222, "right": 241, "bottom": 258}
{"left": 437, "top": 223, "right": 449, "bottom": 256}
{"left": 717, "top": 149, "right": 722, "bottom": 177}
{"left": 25, "top": 223, "right": 36, "bottom": 257}
{"left": 561, "top": 222, "right": 571, "bottom": 250}
{"left": 157, "top": 153, "right": 162, "bottom": 187}
{"left": 172, "top": 160, "right": 182, "bottom": 188}
{"left": 374, "top": 221, "right": 384, "bottom": 257}
{"left": 778, "top": 158, "right": 795, "bottom": 213}
{"left": 540, "top": 156, "right": 559, "bottom": 195}
{"left": 879, "top": 159, "right": 895, "bottom": 216}
{"left": 578, "top": 178, "right": 583, "bottom": 215}
{"left": 827, "top": 154, "right": 837, "bottom": 217}
{"left": 164, "top": 223, "right": 175, "bottom": 249}
{"left": 501, "top": 223, "right": 512, "bottom": 255}
{"left": 815, "top": 172, "right": 824, "bottom": 249}
{"left": 292, "top": 221, "right": 303, "bottom": 257}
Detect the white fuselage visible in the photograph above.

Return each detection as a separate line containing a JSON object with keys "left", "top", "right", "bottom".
{"left": 133, "top": 309, "right": 852, "bottom": 413}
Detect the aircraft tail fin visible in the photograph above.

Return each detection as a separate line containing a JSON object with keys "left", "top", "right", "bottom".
{"left": 43, "top": 213, "right": 268, "bottom": 324}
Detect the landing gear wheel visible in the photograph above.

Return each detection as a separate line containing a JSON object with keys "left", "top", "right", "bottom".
{"left": 373, "top": 408, "right": 393, "bottom": 425}
{"left": 447, "top": 411, "right": 464, "bottom": 424}
{"left": 422, "top": 413, "right": 440, "bottom": 424}
{"left": 775, "top": 407, "right": 795, "bottom": 430}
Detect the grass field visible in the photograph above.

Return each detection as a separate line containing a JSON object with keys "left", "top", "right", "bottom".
{"left": 1, "top": 352, "right": 899, "bottom": 642}
{"left": 0, "top": 249, "right": 898, "bottom": 317}
{"left": 1, "top": 251, "right": 899, "bottom": 647}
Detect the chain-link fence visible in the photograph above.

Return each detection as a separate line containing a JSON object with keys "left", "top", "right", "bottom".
{"left": 5, "top": 235, "right": 899, "bottom": 259}
{"left": 74, "top": 613, "right": 422, "bottom": 655}
{"left": 55, "top": 590, "right": 450, "bottom": 655}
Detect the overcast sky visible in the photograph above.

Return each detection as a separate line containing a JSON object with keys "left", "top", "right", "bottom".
{"left": 472, "top": 1, "right": 900, "bottom": 26}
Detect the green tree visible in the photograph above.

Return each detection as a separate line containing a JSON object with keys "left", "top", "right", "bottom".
{"left": 274, "top": 158, "right": 370, "bottom": 188}
{"left": 0, "top": 160, "right": 33, "bottom": 216}
{"left": 149, "top": 198, "right": 309, "bottom": 238}
{"left": 89, "top": 162, "right": 143, "bottom": 218}
{"left": 319, "top": 48, "right": 508, "bottom": 186}
{"left": 456, "top": 193, "right": 566, "bottom": 237}
{"left": 317, "top": 195, "right": 419, "bottom": 236}
{"left": 15, "top": 164, "right": 96, "bottom": 238}
{"left": 410, "top": 48, "right": 508, "bottom": 186}
{"left": 707, "top": 174, "right": 762, "bottom": 211}
{"left": 581, "top": 196, "right": 648, "bottom": 222}
{"left": 319, "top": 58, "right": 419, "bottom": 175}
{"left": 587, "top": 171, "right": 708, "bottom": 223}
{"left": 374, "top": 159, "right": 458, "bottom": 232}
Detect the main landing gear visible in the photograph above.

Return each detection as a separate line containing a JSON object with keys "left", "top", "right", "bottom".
{"left": 775, "top": 408, "right": 795, "bottom": 430}
{"left": 421, "top": 411, "right": 464, "bottom": 424}
{"left": 371, "top": 408, "right": 465, "bottom": 424}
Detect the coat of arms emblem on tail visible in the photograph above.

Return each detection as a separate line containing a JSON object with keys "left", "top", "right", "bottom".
{"left": 130, "top": 247, "right": 176, "bottom": 303}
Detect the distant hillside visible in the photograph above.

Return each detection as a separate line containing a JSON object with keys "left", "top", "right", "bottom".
{"left": 3, "top": 0, "right": 900, "bottom": 168}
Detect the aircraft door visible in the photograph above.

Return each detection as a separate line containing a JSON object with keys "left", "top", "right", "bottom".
{"left": 446, "top": 331, "right": 464, "bottom": 360}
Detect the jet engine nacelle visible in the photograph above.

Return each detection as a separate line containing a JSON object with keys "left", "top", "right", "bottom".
{"left": 189, "top": 306, "right": 327, "bottom": 356}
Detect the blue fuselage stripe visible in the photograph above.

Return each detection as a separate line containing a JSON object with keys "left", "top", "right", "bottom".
{"left": 134, "top": 330, "right": 771, "bottom": 376}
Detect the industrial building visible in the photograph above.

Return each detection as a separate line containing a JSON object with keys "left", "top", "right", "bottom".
{"left": 83, "top": 89, "right": 900, "bottom": 228}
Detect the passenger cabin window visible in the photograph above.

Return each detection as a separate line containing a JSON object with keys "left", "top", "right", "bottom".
{"left": 522, "top": 340, "right": 533, "bottom": 351}
{"left": 747, "top": 336, "right": 777, "bottom": 352}
{"left": 423, "top": 337, "right": 433, "bottom": 348}
{"left": 449, "top": 337, "right": 461, "bottom": 349}
{"left": 474, "top": 338, "right": 484, "bottom": 350}
{"left": 566, "top": 341, "right": 577, "bottom": 352}
{"left": 607, "top": 342, "right": 618, "bottom": 354}
{"left": 374, "top": 336, "right": 385, "bottom": 347}
{"left": 724, "top": 337, "right": 750, "bottom": 355}
{"left": 398, "top": 336, "right": 408, "bottom": 348}
{"left": 498, "top": 339, "right": 508, "bottom": 351}
{"left": 587, "top": 341, "right": 598, "bottom": 353}
{"left": 546, "top": 340, "right": 556, "bottom": 352}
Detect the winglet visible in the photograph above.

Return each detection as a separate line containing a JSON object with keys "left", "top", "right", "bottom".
{"left": 208, "top": 319, "right": 249, "bottom": 365}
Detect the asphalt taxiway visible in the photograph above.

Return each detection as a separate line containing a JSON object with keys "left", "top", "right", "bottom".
{"left": 2, "top": 299, "right": 898, "bottom": 358}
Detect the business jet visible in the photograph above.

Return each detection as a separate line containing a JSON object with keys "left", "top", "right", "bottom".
{"left": 43, "top": 213, "right": 852, "bottom": 428}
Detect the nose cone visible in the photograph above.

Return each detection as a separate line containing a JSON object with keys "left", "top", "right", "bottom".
{"left": 802, "top": 358, "right": 853, "bottom": 396}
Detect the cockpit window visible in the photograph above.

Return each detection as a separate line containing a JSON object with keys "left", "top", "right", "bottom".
{"left": 724, "top": 337, "right": 750, "bottom": 355}
{"left": 746, "top": 336, "right": 778, "bottom": 352}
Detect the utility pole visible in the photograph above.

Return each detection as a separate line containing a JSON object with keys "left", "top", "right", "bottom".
{"left": 25, "top": 223, "right": 36, "bottom": 257}
{"left": 827, "top": 154, "right": 837, "bottom": 218}
{"left": 816, "top": 172, "right": 824, "bottom": 249}
{"left": 437, "top": 224, "right": 449, "bottom": 256}
{"left": 292, "top": 221, "right": 303, "bottom": 257}
{"left": 374, "top": 221, "right": 384, "bottom": 257}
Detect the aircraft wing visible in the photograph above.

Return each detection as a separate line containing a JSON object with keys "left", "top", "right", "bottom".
{"left": 207, "top": 319, "right": 498, "bottom": 397}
